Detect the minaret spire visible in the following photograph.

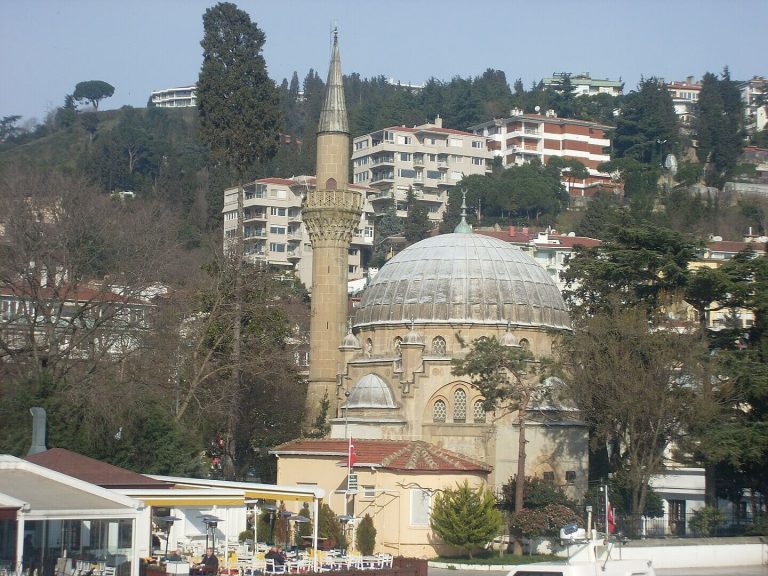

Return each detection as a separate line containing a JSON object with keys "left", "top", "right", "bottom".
{"left": 454, "top": 188, "right": 472, "bottom": 234}
{"left": 318, "top": 27, "right": 348, "bottom": 134}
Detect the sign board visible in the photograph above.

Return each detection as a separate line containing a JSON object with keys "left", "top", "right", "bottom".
{"left": 347, "top": 473, "right": 358, "bottom": 491}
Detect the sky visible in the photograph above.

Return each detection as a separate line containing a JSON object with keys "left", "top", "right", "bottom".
{"left": 1, "top": 0, "right": 766, "bottom": 124}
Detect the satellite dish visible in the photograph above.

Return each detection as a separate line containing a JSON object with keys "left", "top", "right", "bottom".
{"left": 534, "top": 105, "right": 541, "bottom": 113}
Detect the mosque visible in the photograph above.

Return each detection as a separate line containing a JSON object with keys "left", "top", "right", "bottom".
{"left": 273, "top": 33, "right": 587, "bottom": 557}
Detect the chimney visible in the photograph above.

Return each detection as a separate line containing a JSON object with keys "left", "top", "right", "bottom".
{"left": 28, "top": 407, "right": 47, "bottom": 456}
{"left": 509, "top": 225, "right": 516, "bottom": 237}
{"left": 434, "top": 115, "right": 442, "bottom": 128}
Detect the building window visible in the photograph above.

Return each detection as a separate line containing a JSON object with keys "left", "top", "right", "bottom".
{"left": 519, "top": 338, "right": 530, "bottom": 350}
{"left": 269, "top": 243, "right": 286, "bottom": 253}
{"left": 410, "top": 489, "right": 432, "bottom": 526}
{"left": 365, "top": 338, "right": 373, "bottom": 357}
{"left": 393, "top": 337, "right": 402, "bottom": 357}
{"left": 400, "top": 152, "right": 412, "bottom": 161}
{"left": 472, "top": 157, "right": 485, "bottom": 165}
{"left": 453, "top": 388, "right": 467, "bottom": 423}
{"left": 543, "top": 471, "right": 555, "bottom": 483}
{"left": 399, "top": 168, "right": 416, "bottom": 178}
{"left": 270, "top": 225, "right": 286, "bottom": 235}
{"left": 472, "top": 140, "right": 483, "bottom": 148}
{"left": 431, "top": 336, "right": 446, "bottom": 356}
{"left": 473, "top": 401, "right": 486, "bottom": 423}
{"left": 349, "top": 265, "right": 358, "bottom": 273}
{"left": 433, "top": 400, "right": 447, "bottom": 423}
{"left": 362, "top": 485, "right": 376, "bottom": 499}
{"left": 326, "top": 178, "right": 337, "bottom": 190}
{"left": 270, "top": 207, "right": 286, "bottom": 216}
{"left": 565, "top": 470, "right": 576, "bottom": 483}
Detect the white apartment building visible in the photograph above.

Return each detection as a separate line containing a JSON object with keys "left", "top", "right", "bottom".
{"left": 351, "top": 116, "right": 493, "bottom": 222}
{"left": 666, "top": 77, "right": 702, "bottom": 127}
{"left": 738, "top": 76, "right": 768, "bottom": 134}
{"left": 469, "top": 109, "right": 614, "bottom": 201}
{"left": 222, "top": 176, "right": 375, "bottom": 289}
{"left": 149, "top": 85, "right": 197, "bottom": 108}
{"left": 542, "top": 72, "right": 623, "bottom": 97}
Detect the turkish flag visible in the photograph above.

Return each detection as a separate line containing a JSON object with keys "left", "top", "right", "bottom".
{"left": 607, "top": 503, "right": 616, "bottom": 534}
{"left": 348, "top": 438, "right": 356, "bottom": 469}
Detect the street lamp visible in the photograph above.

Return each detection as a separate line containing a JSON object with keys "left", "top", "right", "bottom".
{"left": 200, "top": 515, "right": 223, "bottom": 552}
{"left": 157, "top": 515, "right": 180, "bottom": 559}
{"left": 262, "top": 505, "right": 277, "bottom": 545}
{"left": 280, "top": 511, "right": 293, "bottom": 548}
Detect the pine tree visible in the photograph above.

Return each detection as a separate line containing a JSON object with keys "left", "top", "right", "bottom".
{"left": 430, "top": 481, "right": 502, "bottom": 558}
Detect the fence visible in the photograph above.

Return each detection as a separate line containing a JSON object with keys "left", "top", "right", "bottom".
{"left": 618, "top": 511, "right": 764, "bottom": 539}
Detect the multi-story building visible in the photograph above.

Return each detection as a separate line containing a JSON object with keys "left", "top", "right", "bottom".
{"left": 666, "top": 77, "right": 702, "bottom": 127}
{"left": 149, "top": 85, "right": 197, "bottom": 108}
{"left": 222, "top": 176, "right": 375, "bottom": 289}
{"left": 738, "top": 76, "right": 768, "bottom": 134}
{"left": 469, "top": 109, "right": 614, "bottom": 202}
{"left": 542, "top": 72, "right": 623, "bottom": 97}
{"left": 475, "top": 226, "right": 601, "bottom": 291}
{"left": 350, "top": 117, "right": 493, "bottom": 222}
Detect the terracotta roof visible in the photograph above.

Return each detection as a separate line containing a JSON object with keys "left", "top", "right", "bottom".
{"left": 707, "top": 241, "right": 766, "bottom": 254}
{"left": 254, "top": 177, "right": 298, "bottom": 186}
{"left": 272, "top": 439, "right": 490, "bottom": 473}
{"left": 25, "top": 448, "right": 172, "bottom": 489}
{"left": 251, "top": 176, "right": 371, "bottom": 194}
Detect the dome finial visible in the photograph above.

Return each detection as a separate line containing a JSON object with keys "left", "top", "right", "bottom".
{"left": 500, "top": 320, "right": 521, "bottom": 348}
{"left": 453, "top": 188, "right": 472, "bottom": 234}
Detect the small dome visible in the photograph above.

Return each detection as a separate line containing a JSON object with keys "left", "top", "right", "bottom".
{"left": 346, "top": 373, "right": 397, "bottom": 409}
{"left": 340, "top": 330, "right": 361, "bottom": 350}
{"left": 354, "top": 233, "right": 570, "bottom": 330}
{"left": 402, "top": 327, "right": 425, "bottom": 346}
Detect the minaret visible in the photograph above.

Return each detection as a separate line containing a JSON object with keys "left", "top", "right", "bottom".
{"left": 303, "top": 30, "right": 362, "bottom": 424}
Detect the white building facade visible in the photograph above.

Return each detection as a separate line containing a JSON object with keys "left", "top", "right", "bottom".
{"left": 222, "top": 177, "right": 375, "bottom": 289}
{"left": 351, "top": 117, "right": 493, "bottom": 222}
{"left": 149, "top": 85, "right": 197, "bottom": 108}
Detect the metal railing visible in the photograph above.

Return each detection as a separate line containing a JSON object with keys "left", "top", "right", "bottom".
{"left": 618, "top": 511, "right": 763, "bottom": 539}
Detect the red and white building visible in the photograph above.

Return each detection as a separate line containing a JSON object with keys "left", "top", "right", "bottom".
{"left": 666, "top": 77, "right": 702, "bottom": 127}
{"left": 469, "top": 109, "right": 615, "bottom": 202}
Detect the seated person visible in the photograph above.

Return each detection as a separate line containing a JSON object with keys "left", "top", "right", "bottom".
{"left": 192, "top": 548, "right": 219, "bottom": 575}
{"left": 264, "top": 546, "right": 285, "bottom": 566}
{"left": 167, "top": 549, "right": 184, "bottom": 562}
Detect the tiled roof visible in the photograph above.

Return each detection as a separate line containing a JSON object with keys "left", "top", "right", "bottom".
{"left": 272, "top": 439, "right": 490, "bottom": 473}
{"left": 255, "top": 178, "right": 299, "bottom": 186}
{"left": 0, "top": 284, "right": 146, "bottom": 304}
{"left": 251, "top": 176, "right": 371, "bottom": 193}
{"left": 476, "top": 230, "right": 602, "bottom": 248}
{"left": 25, "top": 448, "right": 172, "bottom": 489}
{"left": 707, "top": 241, "right": 766, "bottom": 253}
{"left": 381, "top": 125, "right": 477, "bottom": 137}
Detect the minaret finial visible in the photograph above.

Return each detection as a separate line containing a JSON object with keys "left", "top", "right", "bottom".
{"left": 318, "top": 26, "right": 348, "bottom": 134}
{"left": 453, "top": 188, "right": 472, "bottom": 234}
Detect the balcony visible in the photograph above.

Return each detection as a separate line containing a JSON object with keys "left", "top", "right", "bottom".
{"left": 437, "top": 161, "right": 449, "bottom": 169}
{"left": 523, "top": 128, "right": 542, "bottom": 137}
{"left": 243, "top": 211, "right": 267, "bottom": 222}
{"left": 287, "top": 248, "right": 301, "bottom": 260}
{"left": 413, "top": 156, "right": 425, "bottom": 166}
{"left": 371, "top": 155, "right": 395, "bottom": 166}
{"left": 513, "top": 145, "right": 540, "bottom": 155}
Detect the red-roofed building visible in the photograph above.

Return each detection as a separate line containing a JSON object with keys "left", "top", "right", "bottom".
{"left": 25, "top": 448, "right": 172, "bottom": 490}
{"left": 272, "top": 439, "right": 490, "bottom": 557}
{"left": 469, "top": 109, "right": 616, "bottom": 201}
{"left": 350, "top": 117, "right": 493, "bottom": 223}
{"left": 476, "top": 226, "right": 602, "bottom": 292}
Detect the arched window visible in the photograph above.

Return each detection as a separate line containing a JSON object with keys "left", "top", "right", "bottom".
{"left": 519, "top": 338, "right": 530, "bottom": 350}
{"left": 393, "top": 337, "right": 402, "bottom": 357}
{"left": 365, "top": 338, "right": 373, "bottom": 357}
{"left": 431, "top": 336, "right": 446, "bottom": 356}
{"left": 473, "top": 400, "right": 486, "bottom": 423}
{"left": 433, "top": 400, "right": 447, "bottom": 423}
{"left": 326, "top": 178, "right": 337, "bottom": 190}
{"left": 453, "top": 388, "right": 467, "bottom": 423}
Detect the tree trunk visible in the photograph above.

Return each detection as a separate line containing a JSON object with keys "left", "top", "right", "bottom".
{"left": 513, "top": 405, "right": 526, "bottom": 555}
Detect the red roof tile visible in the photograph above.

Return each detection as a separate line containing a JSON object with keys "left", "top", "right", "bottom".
{"left": 707, "top": 241, "right": 766, "bottom": 253}
{"left": 272, "top": 439, "right": 490, "bottom": 473}
{"left": 25, "top": 448, "right": 172, "bottom": 489}
{"left": 475, "top": 230, "right": 602, "bottom": 248}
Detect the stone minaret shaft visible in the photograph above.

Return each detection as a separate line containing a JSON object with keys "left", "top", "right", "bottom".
{"left": 303, "top": 31, "right": 362, "bottom": 424}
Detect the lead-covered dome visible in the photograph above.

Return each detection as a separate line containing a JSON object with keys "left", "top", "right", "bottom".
{"left": 354, "top": 232, "right": 570, "bottom": 330}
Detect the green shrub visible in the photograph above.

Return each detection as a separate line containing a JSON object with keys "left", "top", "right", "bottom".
{"left": 689, "top": 506, "right": 725, "bottom": 536}
{"left": 356, "top": 514, "right": 376, "bottom": 555}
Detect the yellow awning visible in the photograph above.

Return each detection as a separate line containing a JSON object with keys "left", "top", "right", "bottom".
{"left": 135, "top": 496, "right": 244, "bottom": 507}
